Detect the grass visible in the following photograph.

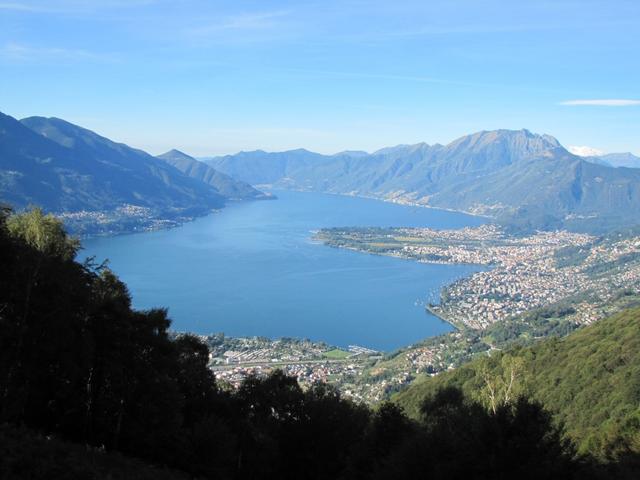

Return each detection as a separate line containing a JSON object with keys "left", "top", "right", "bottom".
{"left": 323, "top": 348, "right": 352, "bottom": 359}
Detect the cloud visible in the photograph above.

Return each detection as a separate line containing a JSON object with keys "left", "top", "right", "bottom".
{"left": 0, "top": 1, "right": 157, "bottom": 13}
{"left": 568, "top": 145, "right": 604, "bottom": 157}
{"left": 187, "top": 10, "right": 292, "bottom": 36}
{"left": 175, "top": 9, "right": 297, "bottom": 47}
{"left": 0, "top": 42, "right": 118, "bottom": 63}
{"left": 560, "top": 99, "right": 640, "bottom": 107}
{"left": 0, "top": 2, "right": 42, "bottom": 11}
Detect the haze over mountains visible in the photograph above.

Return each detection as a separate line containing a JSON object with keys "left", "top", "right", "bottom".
{"left": 156, "top": 149, "right": 268, "bottom": 201}
{"left": 206, "top": 129, "right": 640, "bottom": 233}
{"left": 592, "top": 152, "right": 640, "bottom": 169}
{"left": 569, "top": 146, "right": 640, "bottom": 169}
{"left": 3, "top": 110, "right": 640, "bottom": 234}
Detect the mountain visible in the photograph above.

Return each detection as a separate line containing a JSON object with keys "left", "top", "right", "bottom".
{"left": 206, "top": 130, "right": 560, "bottom": 193}
{"left": 571, "top": 147, "right": 640, "bottom": 169}
{"left": 204, "top": 148, "right": 334, "bottom": 186}
{"left": 6, "top": 113, "right": 640, "bottom": 233}
{"left": 596, "top": 152, "right": 640, "bottom": 169}
{"left": 393, "top": 307, "right": 640, "bottom": 459}
{"left": 206, "top": 129, "right": 640, "bottom": 232}
{"left": 334, "top": 150, "right": 370, "bottom": 158}
{"left": 156, "top": 149, "right": 268, "bottom": 200}
{"left": 427, "top": 148, "right": 640, "bottom": 232}
{"left": 0, "top": 112, "right": 225, "bottom": 216}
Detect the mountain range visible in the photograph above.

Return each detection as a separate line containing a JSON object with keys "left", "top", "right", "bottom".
{"left": 3, "top": 109, "right": 640, "bottom": 234}
{"left": 591, "top": 152, "right": 640, "bottom": 169}
{"left": 0, "top": 112, "right": 266, "bottom": 232}
{"left": 569, "top": 146, "right": 640, "bottom": 169}
{"left": 205, "top": 129, "right": 640, "bottom": 233}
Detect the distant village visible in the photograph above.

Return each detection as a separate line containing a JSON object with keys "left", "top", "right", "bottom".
{"left": 58, "top": 204, "right": 210, "bottom": 236}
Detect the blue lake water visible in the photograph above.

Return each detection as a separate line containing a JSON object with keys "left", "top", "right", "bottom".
{"left": 80, "top": 190, "right": 485, "bottom": 351}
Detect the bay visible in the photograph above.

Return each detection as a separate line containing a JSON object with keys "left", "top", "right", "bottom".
{"left": 81, "top": 190, "right": 485, "bottom": 351}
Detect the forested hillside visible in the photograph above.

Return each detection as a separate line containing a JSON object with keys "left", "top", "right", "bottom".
{"left": 395, "top": 307, "right": 640, "bottom": 463}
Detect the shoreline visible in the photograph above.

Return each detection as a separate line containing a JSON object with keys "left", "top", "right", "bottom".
{"left": 425, "top": 304, "right": 466, "bottom": 333}
{"left": 256, "top": 185, "right": 494, "bottom": 221}
{"left": 78, "top": 189, "right": 480, "bottom": 355}
{"left": 71, "top": 187, "right": 494, "bottom": 240}
{"left": 67, "top": 195, "right": 276, "bottom": 240}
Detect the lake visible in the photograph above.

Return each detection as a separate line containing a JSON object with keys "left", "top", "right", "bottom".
{"left": 81, "top": 190, "right": 485, "bottom": 351}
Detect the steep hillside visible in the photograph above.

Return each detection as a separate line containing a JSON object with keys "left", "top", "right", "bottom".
{"left": 156, "top": 149, "right": 267, "bottom": 200}
{"left": 429, "top": 153, "right": 640, "bottom": 231}
{"left": 0, "top": 112, "right": 230, "bottom": 233}
{"left": 18, "top": 115, "right": 224, "bottom": 212}
{"left": 394, "top": 307, "right": 640, "bottom": 458}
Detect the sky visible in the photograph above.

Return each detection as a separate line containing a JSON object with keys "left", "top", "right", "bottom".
{"left": 1, "top": 0, "right": 639, "bottom": 156}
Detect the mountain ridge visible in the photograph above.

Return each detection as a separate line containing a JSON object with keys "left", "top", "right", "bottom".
{"left": 5, "top": 111, "right": 640, "bottom": 234}
{"left": 156, "top": 149, "right": 269, "bottom": 200}
{"left": 205, "top": 129, "right": 640, "bottom": 232}
{"left": 0, "top": 112, "right": 266, "bottom": 233}
{"left": 594, "top": 152, "right": 640, "bottom": 169}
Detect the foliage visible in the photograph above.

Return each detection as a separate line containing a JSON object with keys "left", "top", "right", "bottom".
{"left": 0, "top": 424, "right": 188, "bottom": 480}
{"left": 7, "top": 207, "right": 80, "bottom": 260}
{"left": 395, "top": 307, "right": 640, "bottom": 464}
{"left": 483, "top": 302, "right": 580, "bottom": 345}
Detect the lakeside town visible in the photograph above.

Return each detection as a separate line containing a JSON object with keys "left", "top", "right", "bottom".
{"left": 301, "top": 224, "right": 640, "bottom": 401}
{"left": 177, "top": 334, "right": 382, "bottom": 402}
{"left": 58, "top": 204, "right": 215, "bottom": 236}
{"left": 316, "top": 225, "right": 640, "bottom": 330}
{"left": 176, "top": 225, "right": 640, "bottom": 404}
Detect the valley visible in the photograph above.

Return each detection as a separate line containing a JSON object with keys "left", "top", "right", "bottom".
{"left": 4, "top": 108, "right": 640, "bottom": 407}
{"left": 4, "top": 2, "right": 640, "bottom": 477}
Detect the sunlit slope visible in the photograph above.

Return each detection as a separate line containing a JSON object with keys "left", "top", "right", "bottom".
{"left": 394, "top": 307, "right": 640, "bottom": 457}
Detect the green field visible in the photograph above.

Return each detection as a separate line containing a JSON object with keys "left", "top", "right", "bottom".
{"left": 323, "top": 348, "right": 352, "bottom": 359}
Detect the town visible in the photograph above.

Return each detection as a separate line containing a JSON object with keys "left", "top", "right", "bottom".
{"left": 316, "top": 225, "right": 640, "bottom": 330}
{"left": 173, "top": 225, "right": 640, "bottom": 405}
{"left": 176, "top": 334, "right": 382, "bottom": 401}
{"left": 58, "top": 204, "right": 211, "bottom": 236}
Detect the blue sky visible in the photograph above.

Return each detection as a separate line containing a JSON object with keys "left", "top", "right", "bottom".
{"left": 1, "top": 0, "right": 639, "bottom": 156}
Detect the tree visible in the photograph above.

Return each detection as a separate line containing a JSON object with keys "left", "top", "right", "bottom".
{"left": 479, "top": 354, "right": 525, "bottom": 414}
{"left": 7, "top": 208, "right": 79, "bottom": 260}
